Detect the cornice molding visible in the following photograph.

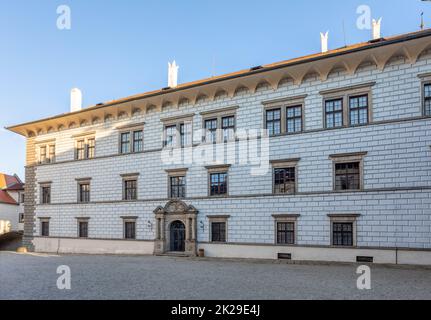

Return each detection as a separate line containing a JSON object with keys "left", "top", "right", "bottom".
{"left": 7, "top": 30, "right": 431, "bottom": 138}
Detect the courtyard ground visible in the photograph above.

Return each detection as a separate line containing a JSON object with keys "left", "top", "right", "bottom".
{"left": 0, "top": 252, "right": 430, "bottom": 300}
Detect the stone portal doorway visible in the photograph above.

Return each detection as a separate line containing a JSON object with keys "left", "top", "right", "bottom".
{"left": 170, "top": 221, "right": 186, "bottom": 252}
{"left": 154, "top": 200, "right": 198, "bottom": 256}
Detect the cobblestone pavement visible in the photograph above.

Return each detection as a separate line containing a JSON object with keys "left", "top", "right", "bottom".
{"left": 0, "top": 252, "right": 430, "bottom": 300}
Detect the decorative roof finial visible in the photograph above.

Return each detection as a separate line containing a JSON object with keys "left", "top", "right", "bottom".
{"left": 372, "top": 18, "right": 382, "bottom": 40}
{"left": 320, "top": 31, "right": 329, "bottom": 53}
{"left": 168, "top": 61, "right": 179, "bottom": 88}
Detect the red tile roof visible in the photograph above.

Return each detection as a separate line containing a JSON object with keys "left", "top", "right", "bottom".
{"left": 0, "top": 173, "right": 24, "bottom": 191}
{"left": 0, "top": 190, "right": 18, "bottom": 205}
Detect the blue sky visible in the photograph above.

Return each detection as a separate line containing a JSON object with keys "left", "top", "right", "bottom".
{"left": 0, "top": 0, "right": 429, "bottom": 179}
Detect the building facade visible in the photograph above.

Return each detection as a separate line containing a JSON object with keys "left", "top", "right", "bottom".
{"left": 7, "top": 29, "right": 431, "bottom": 265}
{"left": 0, "top": 173, "right": 24, "bottom": 234}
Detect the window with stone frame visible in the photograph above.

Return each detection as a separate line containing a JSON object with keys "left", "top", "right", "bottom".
{"left": 37, "top": 141, "right": 56, "bottom": 164}
{"left": 123, "top": 219, "right": 137, "bottom": 239}
{"left": 40, "top": 184, "right": 51, "bottom": 204}
{"left": 78, "top": 220, "right": 89, "bottom": 238}
{"left": 349, "top": 95, "right": 369, "bottom": 126}
{"left": 208, "top": 215, "right": 229, "bottom": 243}
{"left": 332, "top": 222, "right": 353, "bottom": 246}
{"left": 273, "top": 214, "right": 299, "bottom": 245}
{"left": 321, "top": 83, "right": 374, "bottom": 130}
{"left": 330, "top": 152, "right": 367, "bottom": 191}
{"left": 75, "top": 135, "right": 95, "bottom": 160}
{"left": 201, "top": 107, "right": 238, "bottom": 143}
{"left": 166, "top": 169, "right": 188, "bottom": 199}
{"left": 164, "top": 125, "right": 177, "bottom": 147}
{"left": 263, "top": 96, "right": 306, "bottom": 137}
{"left": 271, "top": 159, "right": 299, "bottom": 195}
{"left": 206, "top": 165, "right": 230, "bottom": 197}
{"left": 132, "top": 131, "right": 143, "bottom": 153}
{"left": 48, "top": 144, "right": 56, "bottom": 163}
{"left": 78, "top": 181, "right": 91, "bottom": 203}
{"left": 161, "top": 116, "right": 193, "bottom": 148}
{"left": 329, "top": 214, "right": 360, "bottom": 247}
{"left": 117, "top": 124, "right": 144, "bottom": 154}
{"left": 325, "top": 98, "right": 343, "bottom": 129}
{"left": 286, "top": 105, "right": 303, "bottom": 133}
{"left": 210, "top": 172, "right": 228, "bottom": 196}
{"left": 123, "top": 179, "right": 137, "bottom": 201}
{"left": 120, "top": 132, "right": 131, "bottom": 154}
{"left": 204, "top": 118, "right": 218, "bottom": 143}
{"left": 39, "top": 145, "right": 47, "bottom": 163}
{"left": 276, "top": 222, "right": 295, "bottom": 245}
{"left": 76, "top": 139, "right": 86, "bottom": 160}
{"left": 40, "top": 220, "right": 50, "bottom": 237}
{"left": 87, "top": 138, "right": 95, "bottom": 159}
{"left": 265, "top": 108, "right": 281, "bottom": 136}
{"left": 180, "top": 123, "right": 192, "bottom": 147}
{"left": 211, "top": 222, "right": 226, "bottom": 242}
{"left": 334, "top": 162, "right": 360, "bottom": 190}
{"left": 274, "top": 167, "right": 296, "bottom": 194}
{"left": 424, "top": 83, "right": 431, "bottom": 116}
{"left": 170, "top": 176, "right": 186, "bottom": 198}
{"left": 222, "top": 116, "right": 235, "bottom": 142}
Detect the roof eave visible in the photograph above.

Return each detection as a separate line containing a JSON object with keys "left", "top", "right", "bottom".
{"left": 6, "top": 28, "right": 431, "bottom": 136}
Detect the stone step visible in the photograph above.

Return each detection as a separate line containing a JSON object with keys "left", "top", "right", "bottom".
{"left": 155, "top": 252, "right": 192, "bottom": 258}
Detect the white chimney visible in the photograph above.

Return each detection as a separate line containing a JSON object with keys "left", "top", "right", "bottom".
{"left": 168, "top": 61, "right": 179, "bottom": 88}
{"left": 372, "top": 18, "right": 382, "bottom": 40}
{"left": 70, "top": 88, "right": 82, "bottom": 112}
{"left": 320, "top": 31, "right": 329, "bottom": 53}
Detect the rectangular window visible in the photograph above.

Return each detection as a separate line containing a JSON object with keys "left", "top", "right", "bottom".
{"left": 210, "top": 173, "right": 228, "bottom": 196}
{"left": 123, "top": 179, "right": 137, "bottom": 201}
{"left": 205, "top": 119, "right": 218, "bottom": 143}
{"left": 332, "top": 222, "right": 353, "bottom": 246}
{"left": 41, "top": 221, "right": 49, "bottom": 237}
{"left": 276, "top": 222, "right": 295, "bottom": 245}
{"left": 266, "top": 108, "right": 281, "bottom": 136}
{"left": 124, "top": 221, "right": 136, "bottom": 239}
{"left": 76, "top": 140, "right": 86, "bottom": 160}
{"left": 222, "top": 116, "right": 235, "bottom": 142}
{"left": 78, "top": 221, "right": 88, "bottom": 238}
{"left": 164, "top": 125, "right": 177, "bottom": 147}
{"left": 211, "top": 222, "right": 226, "bottom": 242}
{"left": 41, "top": 186, "right": 51, "bottom": 204}
{"left": 325, "top": 99, "right": 343, "bottom": 128}
{"left": 201, "top": 109, "right": 237, "bottom": 143}
{"left": 48, "top": 145, "right": 56, "bottom": 163}
{"left": 424, "top": 84, "right": 431, "bottom": 116}
{"left": 349, "top": 95, "right": 369, "bottom": 126}
{"left": 274, "top": 168, "right": 296, "bottom": 194}
{"left": 132, "top": 131, "right": 143, "bottom": 153}
{"left": 78, "top": 183, "right": 90, "bottom": 203}
{"left": 335, "top": 162, "right": 360, "bottom": 190}
{"left": 286, "top": 105, "right": 302, "bottom": 133}
{"left": 19, "top": 213, "right": 24, "bottom": 223}
{"left": 87, "top": 138, "right": 95, "bottom": 159}
{"left": 180, "top": 123, "right": 192, "bottom": 147}
{"left": 170, "top": 176, "right": 186, "bottom": 198}
{"left": 120, "top": 132, "right": 131, "bottom": 154}
{"left": 40, "top": 146, "right": 47, "bottom": 164}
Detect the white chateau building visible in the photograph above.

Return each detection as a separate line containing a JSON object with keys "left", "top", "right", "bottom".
{"left": 7, "top": 28, "right": 431, "bottom": 265}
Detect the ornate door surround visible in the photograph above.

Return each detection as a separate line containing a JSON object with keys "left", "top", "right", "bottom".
{"left": 153, "top": 200, "right": 198, "bottom": 256}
